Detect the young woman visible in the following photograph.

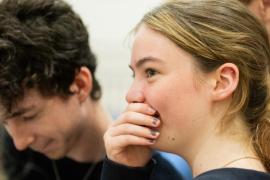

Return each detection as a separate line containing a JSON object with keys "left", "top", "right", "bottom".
{"left": 101, "top": 0, "right": 270, "bottom": 179}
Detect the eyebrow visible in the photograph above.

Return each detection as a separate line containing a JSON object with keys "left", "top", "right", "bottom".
{"left": 129, "top": 56, "right": 164, "bottom": 70}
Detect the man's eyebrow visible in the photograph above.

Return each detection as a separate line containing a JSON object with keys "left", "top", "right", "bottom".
{"left": 129, "top": 56, "right": 164, "bottom": 70}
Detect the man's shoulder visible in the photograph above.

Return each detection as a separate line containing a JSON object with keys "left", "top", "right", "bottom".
{"left": 194, "top": 168, "right": 270, "bottom": 180}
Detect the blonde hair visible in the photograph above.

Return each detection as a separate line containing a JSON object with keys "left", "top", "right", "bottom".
{"left": 138, "top": 0, "right": 270, "bottom": 171}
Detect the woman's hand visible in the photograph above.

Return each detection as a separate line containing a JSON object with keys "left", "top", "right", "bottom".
{"left": 104, "top": 103, "right": 160, "bottom": 167}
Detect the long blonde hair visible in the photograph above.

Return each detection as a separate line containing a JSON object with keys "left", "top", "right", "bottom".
{"left": 139, "top": 0, "right": 270, "bottom": 171}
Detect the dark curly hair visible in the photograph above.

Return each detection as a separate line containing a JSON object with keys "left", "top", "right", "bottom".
{"left": 0, "top": 0, "right": 101, "bottom": 112}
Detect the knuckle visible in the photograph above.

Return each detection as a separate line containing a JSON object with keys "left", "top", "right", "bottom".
{"left": 121, "top": 112, "right": 132, "bottom": 122}
{"left": 123, "top": 135, "right": 131, "bottom": 143}
{"left": 125, "top": 125, "right": 133, "bottom": 134}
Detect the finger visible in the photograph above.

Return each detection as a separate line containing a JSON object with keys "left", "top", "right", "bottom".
{"left": 109, "top": 123, "right": 160, "bottom": 139}
{"left": 106, "top": 134, "right": 156, "bottom": 148}
{"left": 112, "top": 111, "right": 160, "bottom": 128}
{"left": 124, "top": 103, "right": 156, "bottom": 115}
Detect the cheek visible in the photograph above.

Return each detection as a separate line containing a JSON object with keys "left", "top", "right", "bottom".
{"left": 149, "top": 79, "right": 208, "bottom": 132}
{"left": 33, "top": 113, "right": 79, "bottom": 139}
{"left": 50, "top": 101, "right": 82, "bottom": 132}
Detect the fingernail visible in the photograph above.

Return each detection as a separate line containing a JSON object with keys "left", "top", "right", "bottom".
{"left": 152, "top": 117, "right": 159, "bottom": 125}
{"left": 149, "top": 139, "right": 156, "bottom": 143}
{"left": 150, "top": 129, "right": 159, "bottom": 136}
{"left": 148, "top": 108, "right": 156, "bottom": 114}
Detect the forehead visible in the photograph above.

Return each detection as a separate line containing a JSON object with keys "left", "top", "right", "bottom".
{"left": 4, "top": 89, "right": 46, "bottom": 117}
{"left": 15, "top": 89, "right": 43, "bottom": 106}
{"left": 0, "top": 89, "right": 45, "bottom": 120}
{"left": 131, "top": 24, "right": 196, "bottom": 68}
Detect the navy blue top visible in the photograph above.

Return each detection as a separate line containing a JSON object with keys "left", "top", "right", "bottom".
{"left": 101, "top": 158, "right": 270, "bottom": 180}
{"left": 101, "top": 153, "right": 183, "bottom": 180}
{"left": 195, "top": 168, "right": 270, "bottom": 180}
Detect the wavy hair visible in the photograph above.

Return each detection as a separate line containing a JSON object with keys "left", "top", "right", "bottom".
{"left": 0, "top": 0, "right": 101, "bottom": 112}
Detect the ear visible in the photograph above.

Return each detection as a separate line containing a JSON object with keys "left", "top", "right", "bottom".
{"left": 248, "top": 0, "right": 266, "bottom": 20}
{"left": 262, "top": 0, "right": 270, "bottom": 9}
{"left": 262, "top": 0, "right": 270, "bottom": 20}
{"left": 211, "top": 63, "right": 239, "bottom": 101}
{"left": 69, "top": 67, "right": 93, "bottom": 103}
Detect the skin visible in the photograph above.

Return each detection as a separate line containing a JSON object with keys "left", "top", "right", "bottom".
{"left": 104, "top": 24, "right": 266, "bottom": 175}
{"left": 105, "top": 23, "right": 214, "bottom": 167}
{"left": 1, "top": 67, "right": 111, "bottom": 162}
{"left": 246, "top": 0, "right": 270, "bottom": 37}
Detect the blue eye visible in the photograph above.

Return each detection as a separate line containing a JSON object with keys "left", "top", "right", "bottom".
{"left": 146, "top": 68, "right": 157, "bottom": 78}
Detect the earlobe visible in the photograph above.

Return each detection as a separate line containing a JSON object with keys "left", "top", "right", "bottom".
{"left": 212, "top": 63, "right": 239, "bottom": 101}
{"left": 69, "top": 67, "right": 93, "bottom": 103}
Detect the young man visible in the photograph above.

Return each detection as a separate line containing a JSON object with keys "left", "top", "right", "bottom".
{"left": 0, "top": 0, "right": 183, "bottom": 180}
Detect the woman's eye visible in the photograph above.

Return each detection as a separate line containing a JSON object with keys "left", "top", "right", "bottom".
{"left": 146, "top": 68, "right": 157, "bottom": 78}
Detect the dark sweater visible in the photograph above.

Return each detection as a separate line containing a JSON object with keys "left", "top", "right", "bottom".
{"left": 2, "top": 133, "right": 103, "bottom": 180}
{"left": 2, "top": 133, "right": 183, "bottom": 180}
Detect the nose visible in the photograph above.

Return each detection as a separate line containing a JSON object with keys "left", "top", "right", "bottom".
{"left": 5, "top": 121, "right": 34, "bottom": 151}
{"left": 125, "top": 82, "right": 145, "bottom": 103}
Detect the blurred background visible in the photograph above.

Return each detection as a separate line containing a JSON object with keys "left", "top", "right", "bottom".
{"left": 68, "top": 0, "right": 164, "bottom": 116}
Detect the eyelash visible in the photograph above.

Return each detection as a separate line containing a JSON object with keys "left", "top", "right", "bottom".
{"left": 22, "top": 114, "right": 37, "bottom": 122}
{"left": 145, "top": 68, "right": 157, "bottom": 78}
{"left": 130, "top": 68, "right": 158, "bottom": 79}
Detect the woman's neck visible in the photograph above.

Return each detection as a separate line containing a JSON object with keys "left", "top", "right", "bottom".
{"left": 186, "top": 115, "right": 265, "bottom": 177}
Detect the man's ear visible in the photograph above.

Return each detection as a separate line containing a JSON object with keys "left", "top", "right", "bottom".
{"left": 69, "top": 67, "right": 93, "bottom": 103}
{"left": 211, "top": 63, "right": 239, "bottom": 101}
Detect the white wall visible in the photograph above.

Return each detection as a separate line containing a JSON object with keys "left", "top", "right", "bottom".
{"left": 66, "top": 0, "right": 162, "bottom": 115}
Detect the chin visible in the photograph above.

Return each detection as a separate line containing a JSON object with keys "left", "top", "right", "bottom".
{"left": 151, "top": 139, "right": 165, "bottom": 150}
{"left": 44, "top": 149, "right": 66, "bottom": 160}
{"left": 151, "top": 136, "right": 176, "bottom": 153}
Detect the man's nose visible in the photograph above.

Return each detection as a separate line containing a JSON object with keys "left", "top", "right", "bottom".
{"left": 5, "top": 122, "right": 34, "bottom": 151}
